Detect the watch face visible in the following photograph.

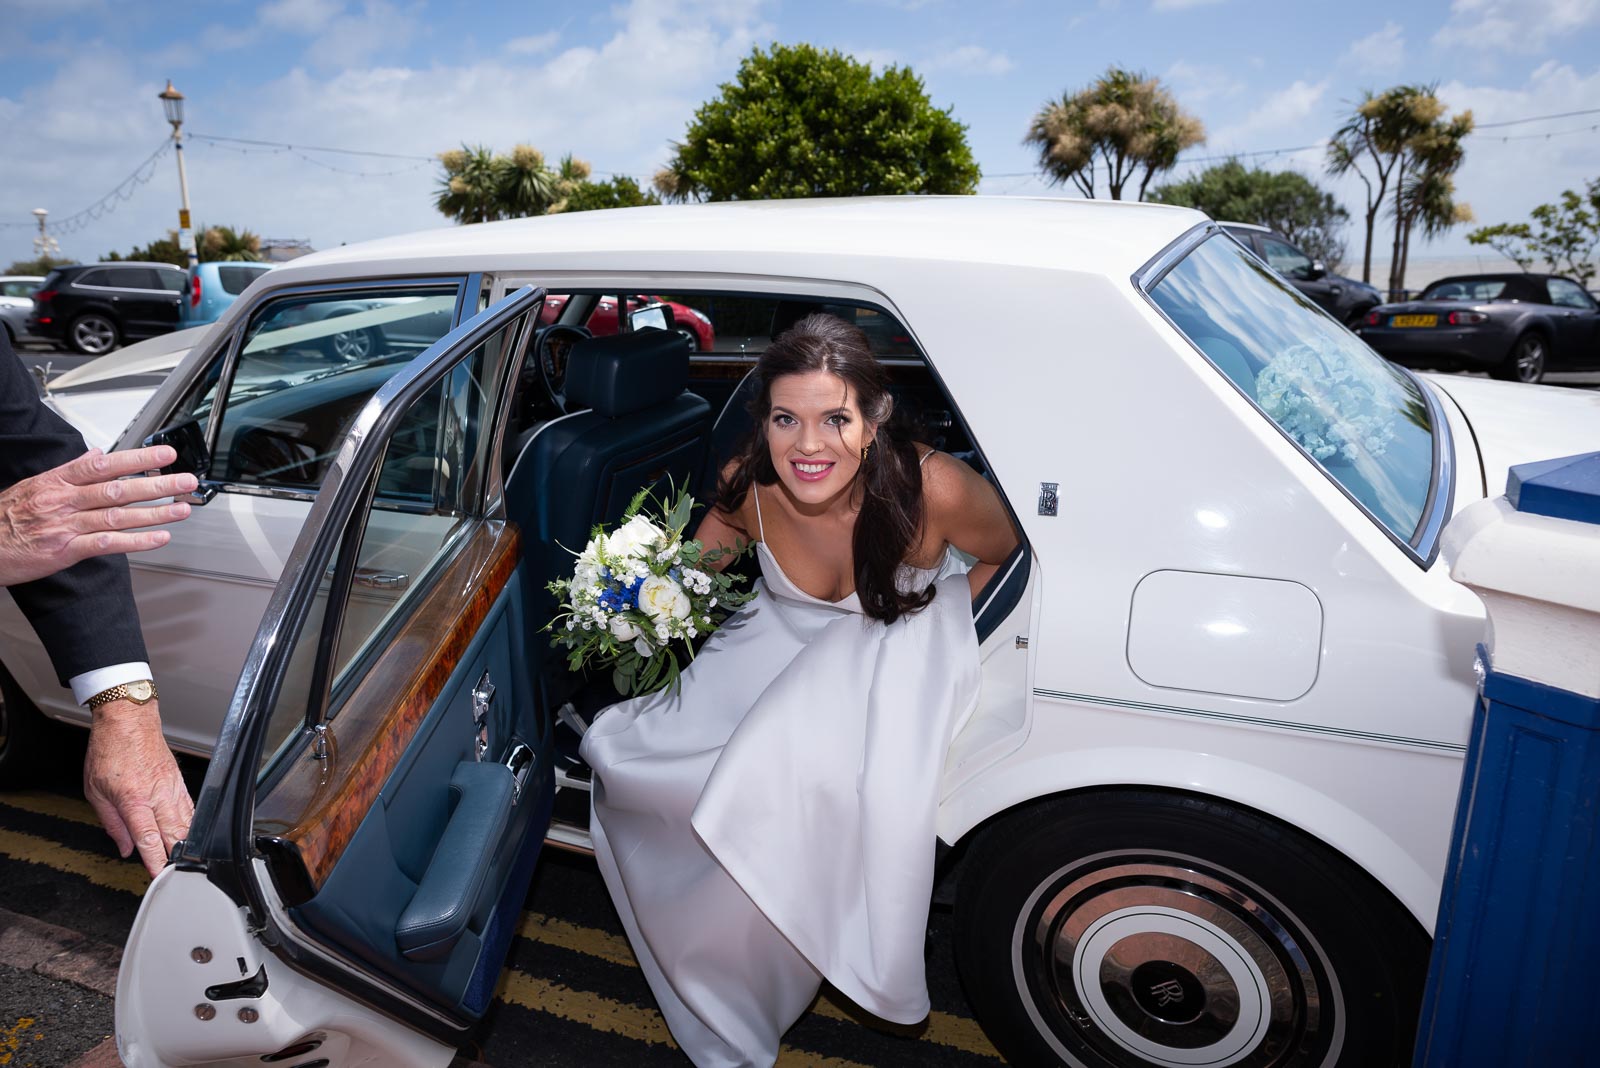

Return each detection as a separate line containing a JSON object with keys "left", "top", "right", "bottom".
{"left": 128, "top": 680, "right": 154, "bottom": 702}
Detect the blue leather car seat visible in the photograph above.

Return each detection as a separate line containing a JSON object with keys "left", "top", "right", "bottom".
{"left": 505, "top": 329, "right": 712, "bottom": 647}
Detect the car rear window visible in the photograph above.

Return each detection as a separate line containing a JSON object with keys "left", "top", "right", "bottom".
{"left": 219, "top": 265, "right": 270, "bottom": 295}
{"left": 1421, "top": 280, "right": 1506, "bottom": 301}
{"left": 1145, "top": 232, "right": 1439, "bottom": 552}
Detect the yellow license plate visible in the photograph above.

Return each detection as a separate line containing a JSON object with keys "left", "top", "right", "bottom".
{"left": 1392, "top": 314, "right": 1437, "bottom": 328}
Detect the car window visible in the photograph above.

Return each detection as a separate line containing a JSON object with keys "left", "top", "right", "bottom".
{"left": 1146, "top": 233, "right": 1436, "bottom": 547}
{"left": 219, "top": 265, "right": 271, "bottom": 295}
{"left": 1259, "top": 237, "right": 1313, "bottom": 279}
{"left": 1421, "top": 280, "right": 1506, "bottom": 302}
{"left": 155, "top": 269, "right": 188, "bottom": 293}
{"left": 1547, "top": 278, "right": 1597, "bottom": 310}
{"left": 76, "top": 269, "right": 111, "bottom": 287}
{"left": 181, "top": 285, "right": 460, "bottom": 492}
{"left": 107, "top": 267, "right": 159, "bottom": 290}
{"left": 252, "top": 314, "right": 522, "bottom": 782}
{"left": 1, "top": 281, "right": 37, "bottom": 298}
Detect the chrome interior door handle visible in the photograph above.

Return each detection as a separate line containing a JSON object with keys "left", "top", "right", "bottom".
{"left": 472, "top": 671, "right": 496, "bottom": 762}
{"left": 354, "top": 567, "right": 409, "bottom": 590}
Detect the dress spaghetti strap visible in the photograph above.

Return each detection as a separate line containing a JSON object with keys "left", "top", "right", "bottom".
{"left": 753, "top": 483, "right": 766, "bottom": 541}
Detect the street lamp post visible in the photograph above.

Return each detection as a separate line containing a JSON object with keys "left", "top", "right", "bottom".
{"left": 30, "top": 208, "right": 59, "bottom": 260}
{"left": 159, "top": 80, "right": 198, "bottom": 269}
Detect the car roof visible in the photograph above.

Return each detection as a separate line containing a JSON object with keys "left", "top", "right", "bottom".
{"left": 267, "top": 197, "right": 1208, "bottom": 289}
{"left": 69, "top": 261, "right": 185, "bottom": 272}
{"left": 1218, "top": 221, "right": 1270, "bottom": 233}
{"left": 1427, "top": 272, "right": 1564, "bottom": 284}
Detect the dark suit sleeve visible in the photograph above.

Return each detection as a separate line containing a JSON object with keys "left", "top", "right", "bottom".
{"left": 0, "top": 333, "right": 149, "bottom": 685}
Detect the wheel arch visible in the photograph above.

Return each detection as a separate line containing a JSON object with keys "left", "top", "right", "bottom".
{"left": 937, "top": 749, "right": 1439, "bottom": 933}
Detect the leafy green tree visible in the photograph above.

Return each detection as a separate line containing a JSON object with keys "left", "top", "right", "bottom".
{"left": 558, "top": 175, "right": 663, "bottom": 214}
{"left": 1327, "top": 85, "right": 1472, "bottom": 290}
{"left": 1468, "top": 179, "right": 1600, "bottom": 285}
{"left": 1151, "top": 159, "right": 1350, "bottom": 269}
{"left": 110, "top": 233, "right": 186, "bottom": 267}
{"left": 5, "top": 255, "right": 73, "bottom": 275}
{"left": 1026, "top": 67, "right": 1205, "bottom": 200}
{"left": 434, "top": 144, "right": 589, "bottom": 222}
{"left": 655, "top": 43, "right": 979, "bottom": 202}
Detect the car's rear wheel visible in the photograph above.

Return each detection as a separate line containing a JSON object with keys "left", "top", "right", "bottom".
{"left": 68, "top": 312, "right": 119, "bottom": 356}
{"left": 674, "top": 327, "right": 699, "bottom": 353}
{"left": 1492, "top": 332, "right": 1547, "bottom": 384}
{"left": 954, "top": 791, "right": 1429, "bottom": 1068}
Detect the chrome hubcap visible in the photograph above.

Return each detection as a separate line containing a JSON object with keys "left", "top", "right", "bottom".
{"left": 74, "top": 318, "right": 115, "bottom": 354}
{"left": 332, "top": 329, "right": 372, "bottom": 360}
{"left": 1018, "top": 854, "right": 1338, "bottom": 1067}
{"left": 1516, "top": 339, "right": 1545, "bottom": 381}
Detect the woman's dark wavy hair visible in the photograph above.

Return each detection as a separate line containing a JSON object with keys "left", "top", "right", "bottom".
{"left": 716, "top": 312, "right": 933, "bottom": 624}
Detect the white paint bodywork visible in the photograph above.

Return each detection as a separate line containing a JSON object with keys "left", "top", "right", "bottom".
{"left": 15, "top": 199, "right": 1593, "bottom": 1063}
{"left": 117, "top": 867, "right": 454, "bottom": 1068}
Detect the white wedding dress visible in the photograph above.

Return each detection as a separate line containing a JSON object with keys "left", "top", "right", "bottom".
{"left": 579, "top": 472, "right": 981, "bottom": 1068}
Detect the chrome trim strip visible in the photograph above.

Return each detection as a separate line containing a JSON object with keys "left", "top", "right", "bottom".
{"left": 1131, "top": 230, "right": 1450, "bottom": 570}
{"left": 1033, "top": 688, "right": 1467, "bottom": 753}
{"left": 971, "top": 544, "right": 1027, "bottom": 620}
{"left": 1405, "top": 368, "right": 1455, "bottom": 568}
{"left": 127, "top": 560, "right": 279, "bottom": 588}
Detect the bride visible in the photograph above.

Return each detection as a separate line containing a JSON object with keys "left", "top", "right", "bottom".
{"left": 579, "top": 312, "right": 1018, "bottom": 1067}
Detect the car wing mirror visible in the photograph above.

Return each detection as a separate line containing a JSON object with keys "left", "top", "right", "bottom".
{"left": 1307, "top": 260, "right": 1327, "bottom": 281}
{"left": 627, "top": 302, "right": 675, "bottom": 333}
{"left": 144, "top": 418, "right": 218, "bottom": 503}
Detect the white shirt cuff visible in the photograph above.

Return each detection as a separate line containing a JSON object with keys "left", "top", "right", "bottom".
{"left": 69, "top": 663, "right": 154, "bottom": 706}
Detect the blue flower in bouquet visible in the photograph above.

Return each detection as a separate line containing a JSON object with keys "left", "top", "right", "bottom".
{"left": 546, "top": 482, "right": 756, "bottom": 697}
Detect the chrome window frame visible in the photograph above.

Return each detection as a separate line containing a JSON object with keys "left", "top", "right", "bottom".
{"left": 1133, "top": 222, "right": 1454, "bottom": 569}
{"left": 149, "top": 275, "right": 476, "bottom": 506}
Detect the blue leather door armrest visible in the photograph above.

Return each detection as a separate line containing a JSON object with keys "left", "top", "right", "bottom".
{"left": 395, "top": 760, "right": 515, "bottom": 961}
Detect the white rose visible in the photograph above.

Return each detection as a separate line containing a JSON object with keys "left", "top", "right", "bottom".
{"left": 606, "top": 515, "right": 663, "bottom": 561}
{"left": 638, "top": 575, "right": 691, "bottom": 623}
{"left": 609, "top": 616, "right": 641, "bottom": 641}
{"left": 634, "top": 636, "right": 655, "bottom": 659}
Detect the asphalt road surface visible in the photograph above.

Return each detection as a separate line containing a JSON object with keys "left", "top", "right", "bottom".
{"left": 0, "top": 737, "right": 1006, "bottom": 1068}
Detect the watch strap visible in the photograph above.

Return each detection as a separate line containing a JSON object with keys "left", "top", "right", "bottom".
{"left": 85, "top": 680, "right": 158, "bottom": 710}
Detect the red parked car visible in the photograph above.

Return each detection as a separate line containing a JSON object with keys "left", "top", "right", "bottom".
{"left": 536, "top": 293, "right": 715, "bottom": 351}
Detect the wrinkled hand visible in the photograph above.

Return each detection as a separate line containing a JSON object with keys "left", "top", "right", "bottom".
{"left": 0, "top": 445, "right": 196, "bottom": 588}
{"left": 84, "top": 699, "right": 194, "bottom": 877}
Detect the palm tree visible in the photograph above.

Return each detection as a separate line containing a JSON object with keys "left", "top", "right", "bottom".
{"left": 199, "top": 225, "right": 262, "bottom": 262}
{"left": 1391, "top": 108, "right": 1473, "bottom": 295}
{"left": 1026, "top": 68, "right": 1204, "bottom": 200}
{"left": 435, "top": 145, "right": 502, "bottom": 225}
{"left": 1327, "top": 85, "right": 1438, "bottom": 286}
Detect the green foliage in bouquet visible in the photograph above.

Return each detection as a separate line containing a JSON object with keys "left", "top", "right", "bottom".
{"left": 546, "top": 484, "right": 756, "bottom": 697}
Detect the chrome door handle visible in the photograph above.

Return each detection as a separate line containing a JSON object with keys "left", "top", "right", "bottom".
{"left": 354, "top": 567, "right": 408, "bottom": 590}
{"left": 472, "top": 671, "right": 496, "bottom": 762}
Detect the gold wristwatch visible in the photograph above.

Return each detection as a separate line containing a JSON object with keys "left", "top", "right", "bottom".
{"left": 85, "top": 679, "right": 158, "bottom": 710}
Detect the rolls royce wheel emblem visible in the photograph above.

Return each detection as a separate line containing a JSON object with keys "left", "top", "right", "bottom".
{"left": 1038, "top": 482, "right": 1059, "bottom": 516}
{"left": 1150, "top": 979, "right": 1186, "bottom": 1007}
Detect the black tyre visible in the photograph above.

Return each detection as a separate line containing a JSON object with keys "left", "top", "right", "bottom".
{"left": 68, "top": 312, "right": 119, "bottom": 356}
{"left": 1490, "top": 332, "right": 1547, "bottom": 384}
{"left": 954, "top": 791, "right": 1429, "bottom": 1068}
{"left": 674, "top": 326, "right": 700, "bottom": 353}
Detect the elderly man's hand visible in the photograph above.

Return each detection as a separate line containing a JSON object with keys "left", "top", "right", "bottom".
{"left": 83, "top": 699, "right": 194, "bottom": 877}
{"left": 0, "top": 445, "right": 197, "bottom": 588}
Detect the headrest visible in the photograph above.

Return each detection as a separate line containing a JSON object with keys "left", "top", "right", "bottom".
{"left": 565, "top": 331, "right": 691, "bottom": 418}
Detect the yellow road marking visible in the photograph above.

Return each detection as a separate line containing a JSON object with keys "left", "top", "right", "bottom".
{"left": 0, "top": 791, "right": 101, "bottom": 827}
{"left": 0, "top": 796, "right": 999, "bottom": 1060}
{"left": 0, "top": 828, "right": 147, "bottom": 896}
{"left": 516, "top": 912, "right": 1000, "bottom": 1059}
{"left": 496, "top": 969, "right": 874, "bottom": 1067}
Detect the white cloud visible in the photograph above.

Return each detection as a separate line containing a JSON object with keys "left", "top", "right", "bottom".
{"left": 1341, "top": 21, "right": 1405, "bottom": 74}
{"left": 923, "top": 45, "right": 1014, "bottom": 76}
{"left": 506, "top": 31, "right": 560, "bottom": 56}
{"left": 1209, "top": 79, "right": 1329, "bottom": 149}
{"left": 1163, "top": 60, "right": 1245, "bottom": 104}
{"left": 1434, "top": 0, "right": 1600, "bottom": 53}
{"left": 258, "top": 0, "right": 344, "bottom": 34}
{"left": 1152, "top": 0, "right": 1223, "bottom": 10}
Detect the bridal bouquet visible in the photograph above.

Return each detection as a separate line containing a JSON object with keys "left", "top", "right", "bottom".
{"left": 547, "top": 485, "right": 756, "bottom": 697}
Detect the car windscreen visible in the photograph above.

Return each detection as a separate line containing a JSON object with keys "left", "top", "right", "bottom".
{"left": 1421, "top": 279, "right": 1507, "bottom": 302}
{"left": 1146, "top": 232, "right": 1437, "bottom": 549}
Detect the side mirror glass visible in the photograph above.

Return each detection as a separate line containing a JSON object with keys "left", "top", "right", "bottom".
{"left": 144, "top": 418, "right": 212, "bottom": 479}
{"left": 628, "top": 302, "right": 675, "bottom": 334}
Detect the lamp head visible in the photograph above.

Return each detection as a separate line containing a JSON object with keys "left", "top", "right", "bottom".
{"left": 159, "top": 79, "right": 184, "bottom": 128}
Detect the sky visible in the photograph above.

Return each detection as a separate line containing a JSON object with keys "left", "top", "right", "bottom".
{"left": 3, "top": 0, "right": 1598, "bottom": 277}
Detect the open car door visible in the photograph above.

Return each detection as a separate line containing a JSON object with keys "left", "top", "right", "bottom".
{"left": 117, "top": 286, "right": 552, "bottom": 1068}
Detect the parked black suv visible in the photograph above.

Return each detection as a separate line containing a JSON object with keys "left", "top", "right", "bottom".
{"left": 1222, "top": 223, "right": 1382, "bottom": 327}
{"left": 28, "top": 262, "right": 186, "bottom": 355}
